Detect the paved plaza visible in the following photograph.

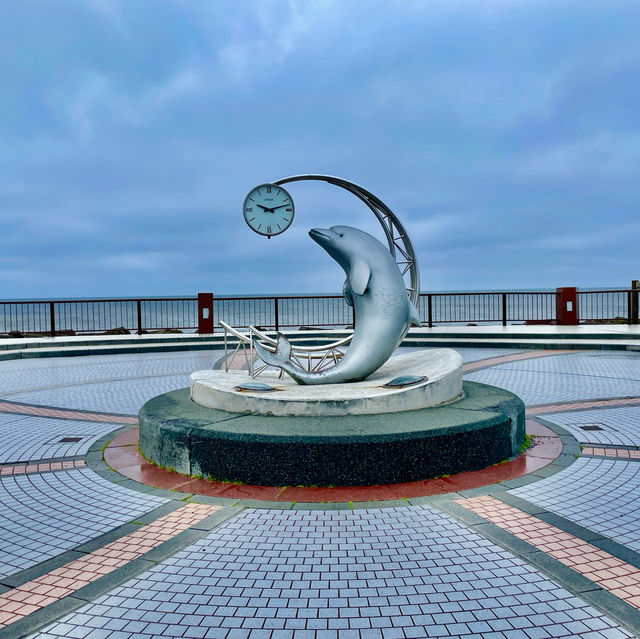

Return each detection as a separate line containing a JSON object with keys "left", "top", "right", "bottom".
{"left": 0, "top": 339, "right": 639, "bottom": 638}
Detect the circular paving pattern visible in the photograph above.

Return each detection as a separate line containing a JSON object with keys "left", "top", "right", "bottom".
{"left": 0, "top": 342, "right": 639, "bottom": 638}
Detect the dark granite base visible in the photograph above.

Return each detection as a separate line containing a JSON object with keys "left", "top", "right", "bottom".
{"left": 139, "top": 381, "right": 525, "bottom": 486}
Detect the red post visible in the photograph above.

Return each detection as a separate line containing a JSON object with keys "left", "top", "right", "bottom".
{"left": 197, "top": 293, "right": 214, "bottom": 334}
{"left": 556, "top": 287, "right": 578, "bottom": 325}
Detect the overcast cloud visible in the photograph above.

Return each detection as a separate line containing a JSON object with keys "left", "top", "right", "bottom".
{"left": 1, "top": 0, "right": 639, "bottom": 298}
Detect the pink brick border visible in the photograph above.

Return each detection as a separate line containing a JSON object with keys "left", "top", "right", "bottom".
{"left": 529, "top": 397, "right": 640, "bottom": 415}
{"left": 0, "top": 460, "right": 85, "bottom": 476}
{"left": 461, "top": 349, "right": 576, "bottom": 372}
{"left": 582, "top": 447, "right": 640, "bottom": 459}
{"left": 0, "top": 400, "right": 137, "bottom": 424}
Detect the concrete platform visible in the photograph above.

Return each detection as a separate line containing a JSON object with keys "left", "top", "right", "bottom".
{"left": 2, "top": 344, "right": 640, "bottom": 638}
{"left": 139, "top": 381, "right": 525, "bottom": 486}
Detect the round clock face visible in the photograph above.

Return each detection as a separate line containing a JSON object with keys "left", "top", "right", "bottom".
{"left": 243, "top": 184, "right": 295, "bottom": 237}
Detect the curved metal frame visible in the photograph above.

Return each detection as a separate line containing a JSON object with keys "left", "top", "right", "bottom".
{"left": 272, "top": 174, "right": 420, "bottom": 304}
{"left": 220, "top": 321, "right": 349, "bottom": 378}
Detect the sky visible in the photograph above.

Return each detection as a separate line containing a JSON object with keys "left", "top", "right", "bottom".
{"left": 1, "top": 0, "right": 639, "bottom": 299}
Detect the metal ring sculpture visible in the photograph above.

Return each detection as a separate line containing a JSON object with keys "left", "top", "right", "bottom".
{"left": 273, "top": 174, "right": 420, "bottom": 304}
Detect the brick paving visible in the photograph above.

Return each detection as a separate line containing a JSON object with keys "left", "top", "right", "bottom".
{"left": 0, "top": 350, "right": 222, "bottom": 415}
{"left": 0, "top": 412, "right": 131, "bottom": 464}
{"left": 0, "top": 346, "right": 636, "bottom": 637}
{"left": 0, "top": 503, "right": 219, "bottom": 629}
{"left": 513, "top": 457, "right": 640, "bottom": 551}
{"left": 0, "top": 468, "right": 167, "bottom": 579}
{"left": 465, "top": 350, "right": 640, "bottom": 405}
{"left": 30, "top": 506, "right": 634, "bottom": 638}
{"left": 457, "top": 496, "right": 640, "bottom": 609}
{"left": 537, "top": 405, "right": 640, "bottom": 447}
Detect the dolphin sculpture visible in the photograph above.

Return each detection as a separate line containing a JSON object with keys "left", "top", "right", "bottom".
{"left": 253, "top": 225, "right": 421, "bottom": 384}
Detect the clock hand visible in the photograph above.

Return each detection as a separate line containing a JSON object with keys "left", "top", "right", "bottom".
{"left": 256, "top": 204, "right": 278, "bottom": 213}
{"left": 270, "top": 204, "right": 290, "bottom": 210}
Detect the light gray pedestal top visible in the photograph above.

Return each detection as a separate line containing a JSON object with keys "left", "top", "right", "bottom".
{"left": 190, "top": 349, "right": 462, "bottom": 417}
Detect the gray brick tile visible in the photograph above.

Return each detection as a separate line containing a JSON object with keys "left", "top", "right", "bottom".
{"left": 28, "top": 493, "right": 636, "bottom": 639}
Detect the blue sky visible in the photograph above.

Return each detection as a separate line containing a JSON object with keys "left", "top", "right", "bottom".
{"left": 1, "top": 0, "right": 639, "bottom": 299}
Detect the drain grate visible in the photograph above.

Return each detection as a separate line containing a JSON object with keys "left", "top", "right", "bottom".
{"left": 45, "top": 435, "right": 87, "bottom": 444}
{"left": 574, "top": 422, "right": 618, "bottom": 432}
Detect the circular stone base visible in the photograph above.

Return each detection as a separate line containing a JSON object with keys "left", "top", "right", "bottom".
{"left": 190, "top": 350, "right": 463, "bottom": 416}
{"left": 139, "top": 381, "right": 525, "bottom": 486}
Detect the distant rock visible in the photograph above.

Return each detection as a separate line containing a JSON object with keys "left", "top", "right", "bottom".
{"left": 103, "top": 327, "right": 130, "bottom": 335}
{"left": 142, "top": 328, "right": 183, "bottom": 334}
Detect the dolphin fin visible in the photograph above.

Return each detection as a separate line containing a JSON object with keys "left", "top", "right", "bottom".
{"left": 253, "top": 332, "right": 292, "bottom": 367}
{"left": 349, "top": 259, "right": 371, "bottom": 296}
{"left": 342, "top": 280, "right": 354, "bottom": 307}
{"left": 408, "top": 300, "right": 421, "bottom": 327}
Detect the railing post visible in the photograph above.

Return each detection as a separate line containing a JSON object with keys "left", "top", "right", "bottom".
{"left": 49, "top": 301, "right": 56, "bottom": 337}
{"left": 136, "top": 300, "right": 142, "bottom": 335}
{"left": 274, "top": 298, "right": 279, "bottom": 332}
{"left": 197, "top": 293, "right": 214, "bottom": 334}
{"left": 555, "top": 287, "right": 578, "bottom": 325}
{"left": 427, "top": 294, "right": 433, "bottom": 328}
{"left": 632, "top": 280, "right": 639, "bottom": 325}
{"left": 501, "top": 293, "right": 507, "bottom": 327}
{"left": 427, "top": 293, "right": 433, "bottom": 328}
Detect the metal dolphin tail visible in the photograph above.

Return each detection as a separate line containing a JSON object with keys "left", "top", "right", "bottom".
{"left": 253, "top": 333, "right": 365, "bottom": 385}
{"left": 253, "top": 333, "right": 292, "bottom": 370}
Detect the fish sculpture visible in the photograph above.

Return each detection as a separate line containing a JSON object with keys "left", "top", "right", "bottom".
{"left": 253, "top": 225, "right": 421, "bottom": 384}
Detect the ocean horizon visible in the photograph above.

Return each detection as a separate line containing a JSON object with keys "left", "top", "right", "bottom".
{"left": 1, "top": 285, "right": 632, "bottom": 304}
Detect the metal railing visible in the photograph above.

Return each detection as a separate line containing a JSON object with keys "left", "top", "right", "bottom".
{"left": 0, "top": 298, "right": 197, "bottom": 336}
{"left": 577, "top": 290, "right": 635, "bottom": 323}
{"left": 213, "top": 295, "right": 354, "bottom": 331}
{"left": 1, "top": 289, "right": 637, "bottom": 337}
{"left": 417, "top": 291, "right": 556, "bottom": 327}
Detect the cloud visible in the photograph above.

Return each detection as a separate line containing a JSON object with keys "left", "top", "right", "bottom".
{"left": 1, "top": 0, "right": 639, "bottom": 298}
{"left": 59, "top": 67, "right": 205, "bottom": 140}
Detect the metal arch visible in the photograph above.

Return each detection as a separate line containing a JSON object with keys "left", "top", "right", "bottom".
{"left": 272, "top": 174, "right": 420, "bottom": 305}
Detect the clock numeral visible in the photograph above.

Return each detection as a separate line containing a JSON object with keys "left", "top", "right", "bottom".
{"left": 248, "top": 217, "right": 255, "bottom": 221}
{"left": 257, "top": 224, "right": 262, "bottom": 229}
{"left": 285, "top": 208, "right": 292, "bottom": 212}
{"left": 246, "top": 207, "right": 253, "bottom": 212}
{"left": 283, "top": 218, "right": 290, "bottom": 222}
{"left": 266, "top": 185, "right": 272, "bottom": 193}
{"left": 267, "top": 226, "right": 272, "bottom": 234}
{"left": 277, "top": 224, "right": 281, "bottom": 230}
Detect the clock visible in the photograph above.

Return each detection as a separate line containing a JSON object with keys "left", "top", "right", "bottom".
{"left": 243, "top": 183, "right": 295, "bottom": 238}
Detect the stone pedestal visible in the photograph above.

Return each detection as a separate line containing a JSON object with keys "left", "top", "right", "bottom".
{"left": 139, "top": 350, "right": 525, "bottom": 486}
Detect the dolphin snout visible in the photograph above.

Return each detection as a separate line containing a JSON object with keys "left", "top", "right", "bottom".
{"left": 309, "top": 228, "right": 335, "bottom": 245}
